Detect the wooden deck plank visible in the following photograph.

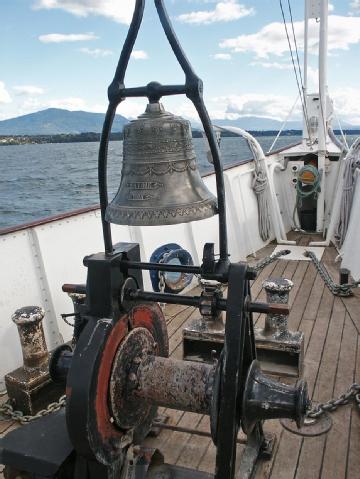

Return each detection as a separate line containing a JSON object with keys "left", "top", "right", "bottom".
{"left": 320, "top": 314, "right": 357, "bottom": 479}
{"left": 176, "top": 415, "right": 212, "bottom": 470}
{"left": 346, "top": 332, "right": 360, "bottom": 478}
{"left": 294, "top": 298, "right": 346, "bottom": 479}
{"left": 303, "top": 270, "right": 326, "bottom": 322}
{"left": 302, "top": 286, "right": 334, "bottom": 396}
{"left": 269, "top": 283, "right": 338, "bottom": 479}
{"left": 159, "top": 412, "right": 203, "bottom": 465}
{"left": 288, "top": 263, "right": 317, "bottom": 331}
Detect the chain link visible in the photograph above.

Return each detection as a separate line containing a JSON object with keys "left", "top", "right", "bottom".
{"left": 305, "top": 251, "right": 360, "bottom": 297}
{"left": 0, "top": 395, "right": 66, "bottom": 425}
{"left": 157, "top": 252, "right": 171, "bottom": 311}
{"left": 251, "top": 249, "right": 291, "bottom": 272}
{"left": 307, "top": 383, "right": 360, "bottom": 419}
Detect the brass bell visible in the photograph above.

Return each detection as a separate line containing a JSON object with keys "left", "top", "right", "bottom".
{"left": 106, "top": 102, "right": 217, "bottom": 226}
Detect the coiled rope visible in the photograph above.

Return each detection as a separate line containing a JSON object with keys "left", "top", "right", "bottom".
{"left": 335, "top": 137, "right": 360, "bottom": 248}
{"left": 296, "top": 165, "right": 321, "bottom": 202}
{"left": 215, "top": 125, "right": 271, "bottom": 242}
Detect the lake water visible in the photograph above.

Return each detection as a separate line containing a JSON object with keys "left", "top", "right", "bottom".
{"left": 0, "top": 135, "right": 354, "bottom": 229}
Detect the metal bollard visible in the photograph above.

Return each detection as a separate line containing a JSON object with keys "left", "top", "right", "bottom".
{"left": 5, "top": 306, "right": 65, "bottom": 415}
{"left": 254, "top": 278, "right": 304, "bottom": 378}
{"left": 11, "top": 306, "right": 49, "bottom": 370}
{"left": 263, "top": 278, "right": 293, "bottom": 335}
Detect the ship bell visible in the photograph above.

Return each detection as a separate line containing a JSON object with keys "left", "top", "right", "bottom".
{"left": 106, "top": 102, "right": 217, "bottom": 226}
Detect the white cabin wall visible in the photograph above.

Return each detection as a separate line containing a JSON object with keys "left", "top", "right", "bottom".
{"left": 341, "top": 171, "right": 360, "bottom": 280}
{"left": 271, "top": 163, "right": 298, "bottom": 232}
{"left": 323, "top": 161, "right": 341, "bottom": 230}
{"left": 0, "top": 162, "right": 271, "bottom": 386}
{"left": 0, "top": 231, "right": 45, "bottom": 389}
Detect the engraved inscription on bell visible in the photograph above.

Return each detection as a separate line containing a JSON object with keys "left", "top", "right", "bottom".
{"left": 106, "top": 102, "right": 217, "bottom": 226}
{"left": 127, "top": 193, "right": 155, "bottom": 201}
{"left": 126, "top": 182, "right": 164, "bottom": 190}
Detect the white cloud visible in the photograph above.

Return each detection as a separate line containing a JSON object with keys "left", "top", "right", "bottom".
{"left": 350, "top": 1, "right": 360, "bottom": 12}
{"left": 33, "top": 0, "right": 135, "bottom": 24}
{"left": 0, "top": 82, "right": 12, "bottom": 104}
{"left": 250, "top": 61, "right": 292, "bottom": 70}
{"left": 213, "top": 53, "right": 232, "bottom": 60}
{"left": 220, "top": 15, "right": 360, "bottom": 58}
{"left": 172, "top": 93, "right": 301, "bottom": 122}
{"left": 215, "top": 93, "right": 300, "bottom": 120}
{"left": 118, "top": 100, "right": 147, "bottom": 119}
{"left": 307, "top": 66, "right": 319, "bottom": 89}
{"left": 79, "top": 47, "right": 113, "bottom": 58}
{"left": 38, "top": 32, "right": 98, "bottom": 43}
{"left": 47, "top": 97, "right": 87, "bottom": 110}
{"left": 131, "top": 50, "right": 148, "bottom": 60}
{"left": 332, "top": 87, "right": 360, "bottom": 124}
{"left": 177, "top": 0, "right": 254, "bottom": 25}
{"left": 21, "top": 96, "right": 87, "bottom": 112}
{"left": 13, "top": 85, "right": 44, "bottom": 95}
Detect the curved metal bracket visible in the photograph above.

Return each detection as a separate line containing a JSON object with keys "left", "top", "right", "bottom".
{"left": 98, "top": 0, "right": 228, "bottom": 265}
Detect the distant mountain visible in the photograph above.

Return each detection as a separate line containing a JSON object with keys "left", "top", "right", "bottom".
{"left": 1, "top": 109, "right": 358, "bottom": 136}
{"left": 0, "top": 108, "right": 129, "bottom": 135}
{"left": 211, "top": 116, "right": 302, "bottom": 131}
{"left": 210, "top": 116, "right": 359, "bottom": 131}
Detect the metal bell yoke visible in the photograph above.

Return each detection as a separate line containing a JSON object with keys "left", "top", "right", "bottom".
{"left": 98, "top": 0, "right": 228, "bottom": 263}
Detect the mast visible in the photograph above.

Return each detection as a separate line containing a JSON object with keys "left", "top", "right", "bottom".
{"left": 317, "top": 0, "right": 328, "bottom": 233}
{"left": 303, "top": 0, "right": 309, "bottom": 141}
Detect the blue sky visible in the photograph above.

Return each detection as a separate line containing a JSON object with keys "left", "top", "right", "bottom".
{"left": 1, "top": 1, "right": 360, "bottom": 124}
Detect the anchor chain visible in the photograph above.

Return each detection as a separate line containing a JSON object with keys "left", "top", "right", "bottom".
{"left": 251, "top": 249, "right": 291, "bottom": 272}
{"left": 307, "top": 383, "right": 360, "bottom": 419}
{"left": 157, "top": 251, "right": 170, "bottom": 311}
{"left": 304, "top": 251, "right": 360, "bottom": 297}
{"left": 0, "top": 395, "right": 66, "bottom": 425}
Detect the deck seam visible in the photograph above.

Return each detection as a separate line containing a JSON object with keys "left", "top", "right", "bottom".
{"left": 318, "top": 299, "right": 346, "bottom": 478}
{"left": 345, "top": 328, "right": 359, "bottom": 478}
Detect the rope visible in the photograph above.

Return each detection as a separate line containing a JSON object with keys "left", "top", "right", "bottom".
{"left": 335, "top": 137, "right": 360, "bottom": 248}
{"left": 215, "top": 125, "right": 271, "bottom": 242}
{"left": 268, "top": 94, "right": 299, "bottom": 153}
{"left": 296, "top": 165, "right": 321, "bottom": 202}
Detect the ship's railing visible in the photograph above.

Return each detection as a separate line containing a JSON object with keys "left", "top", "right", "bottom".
{"left": 0, "top": 161, "right": 271, "bottom": 388}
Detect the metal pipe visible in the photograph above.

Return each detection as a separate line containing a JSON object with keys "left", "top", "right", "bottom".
{"left": 121, "top": 260, "right": 202, "bottom": 275}
{"left": 303, "top": 0, "right": 309, "bottom": 141}
{"left": 152, "top": 422, "right": 247, "bottom": 444}
{"left": 127, "top": 289, "right": 290, "bottom": 315}
{"left": 317, "top": 0, "right": 329, "bottom": 233}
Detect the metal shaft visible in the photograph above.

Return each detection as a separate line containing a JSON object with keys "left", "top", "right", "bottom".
{"left": 136, "top": 355, "right": 215, "bottom": 414}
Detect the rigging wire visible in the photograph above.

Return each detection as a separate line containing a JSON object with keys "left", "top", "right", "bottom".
{"left": 279, "top": 0, "right": 311, "bottom": 141}
{"left": 286, "top": 0, "right": 311, "bottom": 133}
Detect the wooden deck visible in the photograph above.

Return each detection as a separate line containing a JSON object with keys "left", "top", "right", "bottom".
{"left": 143, "top": 235, "right": 360, "bottom": 478}
{"left": 1, "top": 235, "right": 359, "bottom": 478}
